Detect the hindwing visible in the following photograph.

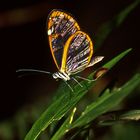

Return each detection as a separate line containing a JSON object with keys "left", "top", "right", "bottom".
{"left": 61, "top": 31, "right": 93, "bottom": 74}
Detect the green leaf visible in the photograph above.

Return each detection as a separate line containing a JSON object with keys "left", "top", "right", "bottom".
{"left": 87, "top": 48, "right": 132, "bottom": 83}
{"left": 51, "top": 107, "right": 77, "bottom": 140}
{"left": 71, "top": 74, "right": 140, "bottom": 128}
{"left": 24, "top": 49, "right": 131, "bottom": 140}
{"left": 98, "top": 109, "right": 140, "bottom": 126}
{"left": 103, "top": 48, "right": 132, "bottom": 69}
{"left": 120, "top": 110, "right": 140, "bottom": 121}
{"left": 95, "top": 0, "right": 140, "bottom": 49}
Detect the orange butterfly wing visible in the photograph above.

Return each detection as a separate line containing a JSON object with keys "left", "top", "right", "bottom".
{"left": 47, "top": 9, "right": 80, "bottom": 69}
{"left": 61, "top": 31, "right": 93, "bottom": 74}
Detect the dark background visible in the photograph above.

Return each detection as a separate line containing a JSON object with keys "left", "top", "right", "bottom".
{"left": 0, "top": 0, "right": 139, "bottom": 122}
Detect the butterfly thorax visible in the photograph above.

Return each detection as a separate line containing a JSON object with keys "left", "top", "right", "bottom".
{"left": 52, "top": 71, "right": 70, "bottom": 81}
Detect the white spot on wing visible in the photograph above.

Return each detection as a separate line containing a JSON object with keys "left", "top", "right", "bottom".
{"left": 69, "top": 18, "right": 74, "bottom": 22}
{"left": 48, "top": 27, "right": 54, "bottom": 35}
{"left": 48, "top": 29, "right": 52, "bottom": 35}
{"left": 60, "top": 14, "right": 64, "bottom": 18}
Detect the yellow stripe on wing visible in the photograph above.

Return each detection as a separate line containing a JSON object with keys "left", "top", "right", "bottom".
{"left": 60, "top": 31, "right": 93, "bottom": 73}
{"left": 47, "top": 9, "right": 81, "bottom": 70}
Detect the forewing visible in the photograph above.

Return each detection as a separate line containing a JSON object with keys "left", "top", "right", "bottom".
{"left": 47, "top": 9, "right": 80, "bottom": 69}
{"left": 61, "top": 31, "right": 93, "bottom": 74}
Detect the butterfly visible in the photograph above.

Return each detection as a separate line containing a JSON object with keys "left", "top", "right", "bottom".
{"left": 47, "top": 10, "right": 104, "bottom": 81}
{"left": 16, "top": 9, "right": 104, "bottom": 91}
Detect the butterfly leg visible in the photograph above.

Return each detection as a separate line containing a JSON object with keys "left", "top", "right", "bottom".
{"left": 75, "top": 75, "right": 96, "bottom": 82}
{"left": 64, "top": 80, "right": 74, "bottom": 92}
{"left": 72, "top": 77, "right": 83, "bottom": 87}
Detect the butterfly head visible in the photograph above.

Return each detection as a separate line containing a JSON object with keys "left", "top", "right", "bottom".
{"left": 52, "top": 71, "right": 70, "bottom": 81}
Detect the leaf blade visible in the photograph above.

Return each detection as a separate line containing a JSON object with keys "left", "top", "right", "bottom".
{"left": 71, "top": 74, "right": 140, "bottom": 128}
{"left": 24, "top": 49, "right": 132, "bottom": 140}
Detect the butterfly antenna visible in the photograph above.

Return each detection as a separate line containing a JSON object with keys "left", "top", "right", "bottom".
{"left": 75, "top": 75, "right": 96, "bottom": 82}
{"left": 72, "top": 77, "right": 83, "bottom": 87}
{"left": 16, "top": 69, "right": 52, "bottom": 78}
{"left": 16, "top": 69, "right": 52, "bottom": 74}
{"left": 64, "top": 81, "right": 74, "bottom": 92}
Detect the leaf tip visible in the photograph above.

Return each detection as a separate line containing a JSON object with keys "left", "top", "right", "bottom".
{"left": 127, "top": 48, "right": 132, "bottom": 52}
